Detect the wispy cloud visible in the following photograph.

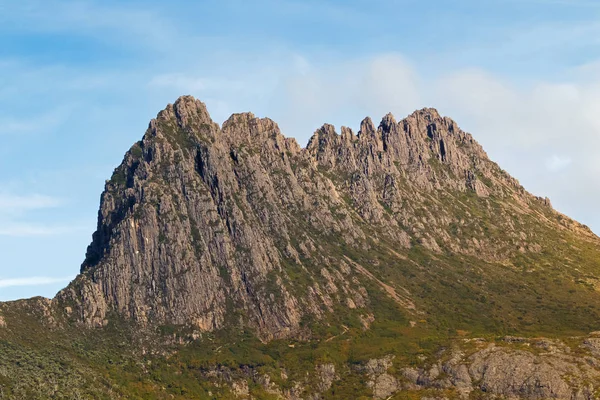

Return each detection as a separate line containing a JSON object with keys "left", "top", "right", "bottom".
{"left": 260, "top": 0, "right": 365, "bottom": 24}
{"left": 0, "top": 193, "right": 79, "bottom": 237}
{"left": 0, "top": 193, "right": 62, "bottom": 213}
{"left": 546, "top": 155, "right": 573, "bottom": 172}
{"left": 0, "top": 107, "right": 73, "bottom": 136}
{"left": 0, "top": 275, "right": 74, "bottom": 288}
{"left": 0, "top": 223, "right": 85, "bottom": 237}
{"left": 51, "top": 1, "right": 162, "bottom": 31}
{"left": 0, "top": 1, "right": 179, "bottom": 51}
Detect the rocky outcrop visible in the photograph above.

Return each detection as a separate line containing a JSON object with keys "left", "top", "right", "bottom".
{"left": 316, "top": 363, "right": 338, "bottom": 392}
{"left": 400, "top": 338, "right": 600, "bottom": 400}
{"left": 359, "top": 356, "right": 400, "bottom": 399}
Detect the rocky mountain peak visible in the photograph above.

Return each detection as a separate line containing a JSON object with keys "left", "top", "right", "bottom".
{"left": 340, "top": 126, "right": 357, "bottom": 143}
{"left": 159, "top": 95, "right": 214, "bottom": 128}
{"left": 379, "top": 112, "right": 397, "bottom": 130}
{"left": 358, "top": 116, "right": 377, "bottom": 136}
{"left": 409, "top": 107, "right": 442, "bottom": 121}
{"left": 357, "top": 116, "right": 380, "bottom": 148}
{"left": 221, "top": 112, "right": 285, "bottom": 148}
{"left": 57, "top": 95, "right": 598, "bottom": 342}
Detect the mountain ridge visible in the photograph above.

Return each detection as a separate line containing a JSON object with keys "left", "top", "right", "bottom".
{"left": 53, "top": 95, "right": 599, "bottom": 338}
{"left": 3, "top": 95, "right": 600, "bottom": 398}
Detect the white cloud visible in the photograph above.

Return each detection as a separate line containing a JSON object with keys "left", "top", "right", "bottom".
{"left": 546, "top": 155, "right": 573, "bottom": 172}
{"left": 430, "top": 67, "right": 600, "bottom": 232}
{"left": 0, "top": 275, "right": 74, "bottom": 288}
{"left": 0, "top": 193, "right": 62, "bottom": 213}
{"left": 0, "top": 193, "right": 80, "bottom": 237}
{"left": 270, "top": 54, "right": 422, "bottom": 143}
{"left": 0, "top": 107, "right": 73, "bottom": 135}
{"left": 0, "top": 223, "right": 84, "bottom": 237}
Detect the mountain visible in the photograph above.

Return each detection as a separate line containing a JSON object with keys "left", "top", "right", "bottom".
{"left": 2, "top": 96, "right": 600, "bottom": 399}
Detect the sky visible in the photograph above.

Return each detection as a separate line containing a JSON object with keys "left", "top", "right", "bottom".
{"left": 1, "top": 0, "right": 600, "bottom": 301}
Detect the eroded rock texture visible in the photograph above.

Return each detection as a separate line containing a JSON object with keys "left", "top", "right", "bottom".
{"left": 55, "top": 96, "right": 598, "bottom": 344}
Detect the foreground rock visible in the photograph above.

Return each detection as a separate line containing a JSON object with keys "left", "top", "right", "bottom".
{"left": 401, "top": 337, "right": 600, "bottom": 399}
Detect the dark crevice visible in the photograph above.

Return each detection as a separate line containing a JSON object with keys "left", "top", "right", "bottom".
{"left": 144, "top": 146, "right": 154, "bottom": 163}
{"left": 126, "top": 161, "right": 140, "bottom": 188}
{"left": 440, "top": 139, "right": 447, "bottom": 162}
{"left": 230, "top": 149, "right": 239, "bottom": 163}
{"left": 427, "top": 124, "right": 436, "bottom": 139}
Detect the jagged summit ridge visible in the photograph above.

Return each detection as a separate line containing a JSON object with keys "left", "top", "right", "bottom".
{"left": 153, "top": 97, "right": 489, "bottom": 185}
{"left": 153, "top": 96, "right": 475, "bottom": 165}
{"left": 56, "top": 95, "right": 592, "bottom": 341}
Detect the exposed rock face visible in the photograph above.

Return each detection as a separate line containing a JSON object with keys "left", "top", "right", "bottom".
{"left": 55, "top": 95, "right": 599, "bottom": 342}
{"left": 316, "top": 363, "right": 338, "bottom": 392}
{"left": 469, "top": 349, "right": 574, "bottom": 399}
{"left": 360, "top": 356, "right": 400, "bottom": 399}
{"left": 401, "top": 338, "right": 600, "bottom": 400}
{"left": 57, "top": 97, "right": 373, "bottom": 339}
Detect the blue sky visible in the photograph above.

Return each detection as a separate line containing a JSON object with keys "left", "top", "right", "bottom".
{"left": 2, "top": 0, "right": 600, "bottom": 301}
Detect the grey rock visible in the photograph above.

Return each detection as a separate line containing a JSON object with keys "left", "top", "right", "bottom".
{"left": 316, "top": 363, "right": 337, "bottom": 392}
{"left": 53, "top": 95, "right": 598, "bottom": 348}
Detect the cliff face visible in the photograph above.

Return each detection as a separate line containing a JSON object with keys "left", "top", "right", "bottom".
{"left": 58, "top": 97, "right": 371, "bottom": 338}
{"left": 55, "top": 96, "right": 599, "bottom": 341}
